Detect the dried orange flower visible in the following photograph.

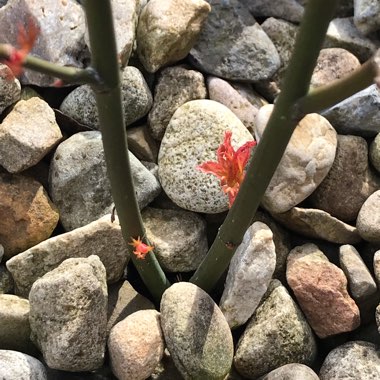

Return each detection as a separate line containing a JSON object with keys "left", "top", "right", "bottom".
{"left": 197, "top": 131, "right": 256, "bottom": 207}
{"left": 129, "top": 236, "right": 154, "bottom": 260}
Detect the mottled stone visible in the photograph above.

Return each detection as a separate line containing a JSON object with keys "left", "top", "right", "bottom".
{"left": 356, "top": 190, "right": 380, "bottom": 243}
{"left": 142, "top": 207, "right": 208, "bottom": 272}
{"left": 271, "top": 207, "right": 361, "bottom": 244}
{"left": 60, "top": 66, "right": 153, "bottom": 129}
{"left": 219, "top": 222, "right": 276, "bottom": 328}
{"left": 29, "top": 256, "right": 107, "bottom": 371}
{"left": 354, "top": 0, "right": 380, "bottom": 35}
{"left": 49, "top": 131, "right": 160, "bottom": 231}
{"left": 189, "top": 0, "right": 280, "bottom": 82}
{"left": 0, "top": 98, "right": 62, "bottom": 173}
{"left": 322, "top": 85, "right": 380, "bottom": 136}
{"left": 234, "top": 283, "right": 317, "bottom": 380}
{"left": 0, "top": 350, "right": 47, "bottom": 380}
{"left": 319, "top": 341, "right": 380, "bottom": 379}
{"left": 339, "top": 244, "right": 377, "bottom": 301}
{"left": 160, "top": 282, "right": 234, "bottom": 380}
{"left": 0, "top": 0, "right": 88, "bottom": 86}
{"left": 260, "top": 363, "right": 319, "bottom": 380}
{"left": 158, "top": 99, "right": 254, "bottom": 213}
{"left": 6, "top": 214, "right": 129, "bottom": 298}
{"left": 207, "top": 76, "right": 259, "bottom": 132}
{"left": 256, "top": 105, "right": 337, "bottom": 213}
{"left": 108, "top": 310, "right": 164, "bottom": 380}
{"left": 286, "top": 243, "right": 360, "bottom": 338}
{"left": 374, "top": 250, "right": 380, "bottom": 287}
{"left": 137, "top": 0, "right": 211, "bottom": 72}
{"left": 309, "top": 135, "right": 380, "bottom": 222}
{"left": 127, "top": 124, "right": 159, "bottom": 162}
{"left": 0, "top": 173, "right": 59, "bottom": 259}
{"left": 370, "top": 133, "right": 380, "bottom": 173}
{"left": 148, "top": 66, "right": 207, "bottom": 140}
{"left": 0, "top": 265, "right": 13, "bottom": 294}
{"left": 0, "top": 64, "right": 20, "bottom": 114}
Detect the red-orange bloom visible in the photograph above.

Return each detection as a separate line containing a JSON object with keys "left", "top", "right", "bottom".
{"left": 129, "top": 236, "right": 154, "bottom": 260}
{"left": 3, "top": 17, "right": 39, "bottom": 77}
{"left": 197, "top": 131, "right": 256, "bottom": 207}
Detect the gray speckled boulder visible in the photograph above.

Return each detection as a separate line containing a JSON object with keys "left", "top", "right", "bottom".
{"left": 158, "top": 99, "right": 254, "bottom": 213}
{"left": 219, "top": 222, "right": 276, "bottom": 328}
{"left": 234, "top": 281, "right": 317, "bottom": 380}
{"left": 160, "top": 282, "right": 234, "bottom": 380}
{"left": 354, "top": 0, "right": 380, "bottom": 35}
{"left": 319, "top": 341, "right": 380, "bottom": 379}
{"left": 29, "top": 256, "right": 107, "bottom": 372}
{"left": 60, "top": 66, "right": 152, "bottom": 129}
{"left": 189, "top": 0, "right": 280, "bottom": 82}
{"left": 49, "top": 131, "right": 160, "bottom": 231}
{"left": 260, "top": 363, "right": 319, "bottom": 380}
{"left": 370, "top": 133, "right": 380, "bottom": 173}
{"left": 0, "top": 350, "right": 47, "bottom": 380}
{"left": 142, "top": 207, "right": 208, "bottom": 272}
{"left": 0, "top": 64, "right": 20, "bottom": 114}
{"left": 356, "top": 190, "right": 380, "bottom": 243}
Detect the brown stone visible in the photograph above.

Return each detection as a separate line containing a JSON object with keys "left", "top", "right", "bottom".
{"left": 0, "top": 173, "right": 59, "bottom": 259}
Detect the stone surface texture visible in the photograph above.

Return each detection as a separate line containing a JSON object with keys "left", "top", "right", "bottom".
{"left": 354, "top": 0, "right": 380, "bottom": 35}
{"left": 356, "top": 190, "right": 380, "bottom": 243}
{"left": 370, "top": 132, "right": 380, "bottom": 173}
{"left": 219, "top": 222, "right": 276, "bottom": 328}
{"left": 160, "top": 282, "right": 234, "bottom": 380}
{"left": 29, "top": 256, "right": 108, "bottom": 372}
{"left": 108, "top": 310, "right": 165, "bottom": 380}
{"left": 286, "top": 243, "right": 360, "bottom": 338}
{"left": 260, "top": 363, "right": 319, "bottom": 380}
{"left": 0, "top": 98, "right": 62, "bottom": 173}
{"left": 0, "top": 64, "right": 20, "bottom": 114}
{"left": 126, "top": 124, "right": 159, "bottom": 163}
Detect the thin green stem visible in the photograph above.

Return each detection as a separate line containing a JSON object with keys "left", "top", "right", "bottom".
{"left": 190, "top": 0, "right": 339, "bottom": 291}
{"left": 83, "top": 0, "right": 170, "bottom": 303}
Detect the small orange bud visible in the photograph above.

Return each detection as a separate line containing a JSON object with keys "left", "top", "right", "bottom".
{"left": 129, "top": 236, "right": 154, "bottom": 260}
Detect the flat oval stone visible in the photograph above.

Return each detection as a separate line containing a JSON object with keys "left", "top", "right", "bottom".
{"left": 160, "top": 282, "right": 234, "bottom": 380}
{"left": 158, "top": 99, "right": 254, "bottom": 213}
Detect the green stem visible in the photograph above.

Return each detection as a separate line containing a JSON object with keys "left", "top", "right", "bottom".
{"left": 83, "top": 0, "right": 170, "bottom": 303}
{"left": 190, "top": 0, "right": 339, "bottom": 291}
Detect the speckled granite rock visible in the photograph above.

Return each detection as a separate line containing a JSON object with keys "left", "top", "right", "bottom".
{"left": 161, "top": 282, "right": 234, "bottom": 380}
{"left": 137, "top": 0, "right": 211, "bottom": 73}
{"left": 354, "top": 0, "right": 380, "bottom": 35}
{"left": 0, "top": 64, "right": 20, "bottom": 114}
{"left": 356, "top": 190, "right": 380, "bottom": 243}
{"left": 370, "top": 133, "right": 380, "bottom": 173}
{"left": 189, "top": 0, "right": 280, "bottom": 82}
{"left": 158, "top": 99, "right": 254, "bottom": 213}
{"left": 259, "top": 363, "right": 319, "bottom": 380}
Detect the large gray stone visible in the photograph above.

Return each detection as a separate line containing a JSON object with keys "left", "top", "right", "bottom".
{"left": 29, "top": 256, "right": 107, "bottom": 371}
{"left": 0, "top": 64, "right": 20, "bottom": 114}
{"left": 354, "top": 0, "right": 380, "bottom": 35}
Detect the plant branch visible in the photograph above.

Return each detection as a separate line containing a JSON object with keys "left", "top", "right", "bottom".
{"left": 190, "top": 0, "right": 340, "bottom": 291}
{"left": 83, "top": 0, "right": 170, "bottom": 303}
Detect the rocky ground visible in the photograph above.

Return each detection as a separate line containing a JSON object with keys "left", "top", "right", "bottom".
{"left": 1, "top": 0, "right": 380, "bottom": 379}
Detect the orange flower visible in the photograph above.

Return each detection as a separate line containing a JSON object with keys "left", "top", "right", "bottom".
{"left": 3, "top": 17, "right": 39, "bottom": 77}
{"left": 197, "top": 131, "right": 256, "bottom": 207}
{"left": 129, "top": 236, "right": 154, "bottom": 260}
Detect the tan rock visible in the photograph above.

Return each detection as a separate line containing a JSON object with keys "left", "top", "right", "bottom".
{"left": 356, "top": 190, "right": 380, "bottom": 243}
{"left": 127, "top": 124, "right": 158, "bottom": 162}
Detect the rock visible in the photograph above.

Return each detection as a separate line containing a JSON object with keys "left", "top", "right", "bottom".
{"left": 160, "top": 282, "right": 234, "bottom": 380}
{"left": 271, "top": 207, "right": 362, "bottom": 244}
{"left": 29, "top": 256, "right": 108, "bottom": 371}
{"left": 189, "top": 0, "right": 280, "bottom": 82}
{"left": 0, "top": 295, "right": 34, "bottom": 353}
{"left": 0, "top": 173, "right": 59, "bottom": 259}
{"left": 49, "top": 131, "right": 160, "bottom": 231}
{"left": 6, "top": 214, "right": 129, "bottom": 297}
{"left": 234, "top": 282, "right": 317, "bottom": 380}
{"left": 0, "top": 265, "right": 13, "bottom": 294}
{"left": 158, "top": 99, "right": 254, "bottom": 213}
{"left": 339, "top": 244, "right": 377, "bottom": 301}
{"left": 286, "top": 243, "right": 360, "bottom": 338}
{"left": 207, "top": 76, "right": 259, "bottom": 132}
{"left": 148, "top": 65, "right": 207, "bottom": 140}
{"left": 240, "top": 0, "right": 304, "bottom": 22}
{"left": 324, "top": 17, "right": 379, "bottom": 62}
{"left": 356, "top": 190, "right": 380, "bottom": 243}
{"left": 107, "top": 281, "right": 154, "bottom": 336}
{"left": 319, "top": 341, "right": 380, "bottom": 379}
{"left": 219, "top": 222, "right": 276, "bottom": 328}
{"left": 142, "top": 207, "right": 208, "bottom": 272}
{"left": 310, "top": 48, "right": 360, "bottom": 88}
{"left": 0, "top": 0, "right": 88, "bottom": 86}
{"left": 259, "top": 363, "right": 319, "bottom": 380}
{"left": 136, "top": 0, "right": 211, "bottom": 73}
{"left": 309, "top": 135, "right": 380, "bottom": 222}
{"left": 0, "top": 98, "right": 62, "bottom": 173}
{"left": 256, "top": 105, "right": 337, "bottom": 214}
{"left": 322, "top": 85, "right": 380, "bottom": 136}
{"left": 0, "top": 350, "right": 47, "bottom": 380}
{"left": 108, "top": 310, "right": 165, "bottom": 380}
{"left": 127, "top": 124, "right": 159, "bottom": 162}
{"left": 374, "top": 250, "right": 380, "bottom": 287}
{"left": 0, "top": 64, "right": 21, "bottom": 114}
{"left": 370, "top": 133, "right": 380, "bottom": 173}
{"left": 60, "top": 66, "right": 153, "bottom": 129}
{"left": 354, "top": 0, "right": 380, "bottom": 35}
{"left": 150, "top": 349, "right": 184, "bottom": 380}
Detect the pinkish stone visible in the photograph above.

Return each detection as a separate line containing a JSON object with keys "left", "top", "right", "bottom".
{"left": 286, "top": 243, "right": 360, "bottom": 338}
